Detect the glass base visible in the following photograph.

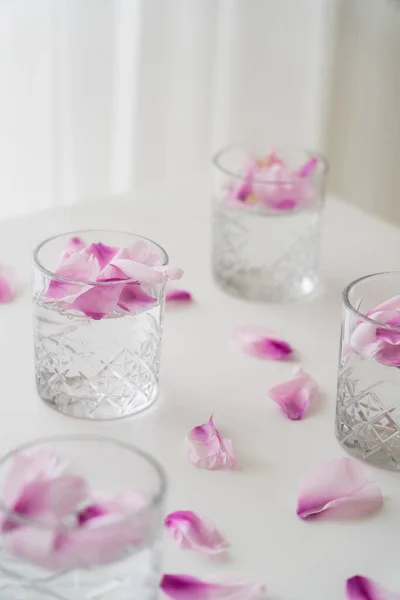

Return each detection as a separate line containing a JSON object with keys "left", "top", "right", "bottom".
{"left": 37, "top": 382, "right": 159, "bottom": 420}
{"left": 214, "top": 268, "right": 318, "bottom": 303}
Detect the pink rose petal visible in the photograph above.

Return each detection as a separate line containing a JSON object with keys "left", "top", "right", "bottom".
{"left": 86, "top": 242, "right": 119, "bottom": 270}
{"left": 0, "top": 266, "right": 18, "bottom": 303}
{"left": 164, "top": 510, "right": 229, "bottom": 555}
{"left": 296, "top": 157, "right": 318, "bottom": 178}
{"left": 296, "top": 457, "right": 383, "bottom": 520}
{"left": 268, "top": 368, "right": 317, "bottom": 420}
{"left": 351, "top": 308, "right": 400, "bottom": 365}
{"left": 117, "top": 283, "right": 157, "bottom": 313}
{"left": 346, "top": 576, "right": 400, "bottom": 600}
{"left": 70, "top": 282, "right": 125, "bottom": 320}
{"left": 185, "top": 416, "right": 236, "bottom": 470}
{"left": 46, "top": 252, "right": 100, "bottom": 301}
{"left": 160, "top": 574, "right": 266, "bottom": 600}
{"left": 166, "top": 290, "right": 193, "bottom": 303}
{"left": 234, "top": 326, "right": 293, "bottom": 360}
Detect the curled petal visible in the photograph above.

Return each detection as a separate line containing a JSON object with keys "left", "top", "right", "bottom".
{"left": 0, "top": 266, "right": 18, "bottom": 303}
{"left": 365, "top": 295, "right": 400, "bottom": 315}
{"left": 160, "top": 574, "right": 266, "bottom": 600}
{"left": 46, "top": 253, "right": 100, "bottom": 301}
{"left": 185, "top": 416, "right": 236, "bottom": 470}
{"left": 234, "top": 326, "right": 293, "bottom": 360}
{"left": 268, "top": 368, "right": 317, "bottom": 420}
{"left": 346, "top": 576, "right": 400, "bottom": 600}
{"left": 164, "top": 510, "right": 229, "bottom": 555}
{"left": 297, "top": 458, "right": 383, "bottom": 520}
{"left": 166, "top": 290, "right": 193, "bottom": 303}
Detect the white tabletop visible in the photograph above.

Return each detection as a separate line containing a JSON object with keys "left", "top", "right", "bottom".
{"left": 0, "top": 179, "right": 400, "bottom": 599}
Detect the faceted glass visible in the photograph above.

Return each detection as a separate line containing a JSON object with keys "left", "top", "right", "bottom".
{"left": 212, "top": 145, "right": 328, "bottom": 302}
{"left": 336, "top": 272, "right": 400, "bottom": 470}
{"left": 0, "top": 435, "right": 166, "bottom": 599}
{"left": 33, "top": 231, "right": 167, "bottom": 419}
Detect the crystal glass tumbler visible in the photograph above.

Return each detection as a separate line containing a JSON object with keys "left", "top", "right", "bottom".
{"left": 212, "top": 145, "right": 328, "bottom": 302}
{"left": 336, "top": 272, "right": 400, "bottom": 470}
{"left": 0, "top": 435, "right": 166, "bottom": 599}
{"left": 33, "top": 230, "right": 168, "bottom": 419}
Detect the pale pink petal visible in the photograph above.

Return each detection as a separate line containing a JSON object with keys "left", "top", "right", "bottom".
{"left": 164, "top": 510, "right": 229, "bottom": 555}
{"left": 114, "top": 240, "right": 161, "bottom": 266}
{"left": 268, "top": 368, "right": 317, "bottom": 420}
{"left": 346, "top": 576, "right": 400, "bottom": 600}
{"left": 117, "top": 283, "right": 157, "bottom": 313}
{"left": 165, "top": 267, "right": 184, "bottom": 281}
{"left": 296, "top": 157, "right": 318, "bottom": 178}
{"left": 166, "top": 290, "right": 193, "bottom": 303}
{"left": 160, "top": 574, "right": 266, "bottom": 600}
{"left": 110, "top": 259, "right": 166, "bottom": 284}
{"left": 0, "top": 266, "right": 18, "bottom": 303}
{"left": 366, "top": 295, "right": 400, "bottom": 315}
{"left": 70, "top": 283, "right": 124, "bottom": 320}
{"left": 184, "top": 416, "right": 236, "bottom": 470}
{"left": 234, "top": 326, "right": 293, "bottom": 360}
{"left": 2, "top": 449, "right": 62, "bottom": 508}
{"left": 86, "top": 242, "right": 118, "bottom": 270}
{"left": 46, "top": 253, "right": 100, "bottom": 301}
{"left": 5, "top": 525, "right": 59, "bottom": 569}
{"left": 297, "top": 457, "right": 383, "bottom": 520}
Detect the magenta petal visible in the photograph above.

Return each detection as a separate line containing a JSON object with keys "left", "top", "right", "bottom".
{"left": 346, "top": 576, "right": 400, "bottom": 600}
{"left": 268, "top": 368, "right": 317, "bottom": 420}
{"left": 166, "top": 290, "right": 193, "bottom": 303}
{"left": 297, "top": 458, "right": 383, "bottom": 520}
{"left": 0, "top": 266, "right": 18, "bottom": 303}
{"left": 234, "top": 326, "right": 293, "bottom": 360}
{"left": 64, "top": 236, "right": 86, "bottom": 256}
{"left": 296, "top": 157, "right": 318, "bottom": 177}
{"left": 87, "top": 242, "right": 119, "bottom": 270}
{"left": 46, "top": 253, "right": 100, "bottom": 301}
{"left": 185, "top": 416, "right": 236, "bottom": 470}
{"left": 164, "top": 510, "right": 229, "bottom": 555}
{"left": 160, "top": 574, "right": 266, "bottom": 600}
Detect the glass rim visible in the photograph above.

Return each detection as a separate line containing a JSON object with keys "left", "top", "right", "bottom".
{"left": 212, "top": 143, "right": 329, "bottom": 184}
{"left": 0, "top": 434, "right": 167, "bottom": 530}
{"left": 33, "top": 229, "right": 169, "bottom": 286}
{"left": 343, "top": 271, "right": 400, "bottom": 330}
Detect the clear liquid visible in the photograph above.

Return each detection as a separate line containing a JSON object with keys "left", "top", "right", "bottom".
{"left": 0, "top": 542, "right": 161, "bottom": 599}
{"left": 212, "top": 201, "right": 322, "bottom": 302}
{"left": 336, "top": 353, "right": 400, "bottom": 469}
{"left": 33, "top": 299, "right": 163, "bottom": 419}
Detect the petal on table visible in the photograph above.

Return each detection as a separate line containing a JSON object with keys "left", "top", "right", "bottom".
{"left": 160, "top": 574, "right": 266, "bottom": 600}
{"left": 346, "top": 575, "right": 400, "bottom": 600}
{"left": 164, "top": 510, "right": 229, "bottom": 555}
{"left": 166, "top": 290, "right": 193, "bottom": 303}
{"left": 70, "top": 282, "right": 124, "bottom": 320}
{"left": 0, "top": 266, "right": 18, "bottom": 303}
{"left": 234, "top": 326, "right": 293, "bottom": 360}
{"left": 268, "top": 368, "right": 317, "bottom": 420}
{"left": 86, "top": 242, "right": 119, "bottom": 270}
{"left": 296, "top": 458, "right": 383, "bottom": 520}
{"left": 184, "top": 416, "right": 236, "bottom": 470}
{"left": 117, "top": 283, "right": 157, "bottom": 313}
